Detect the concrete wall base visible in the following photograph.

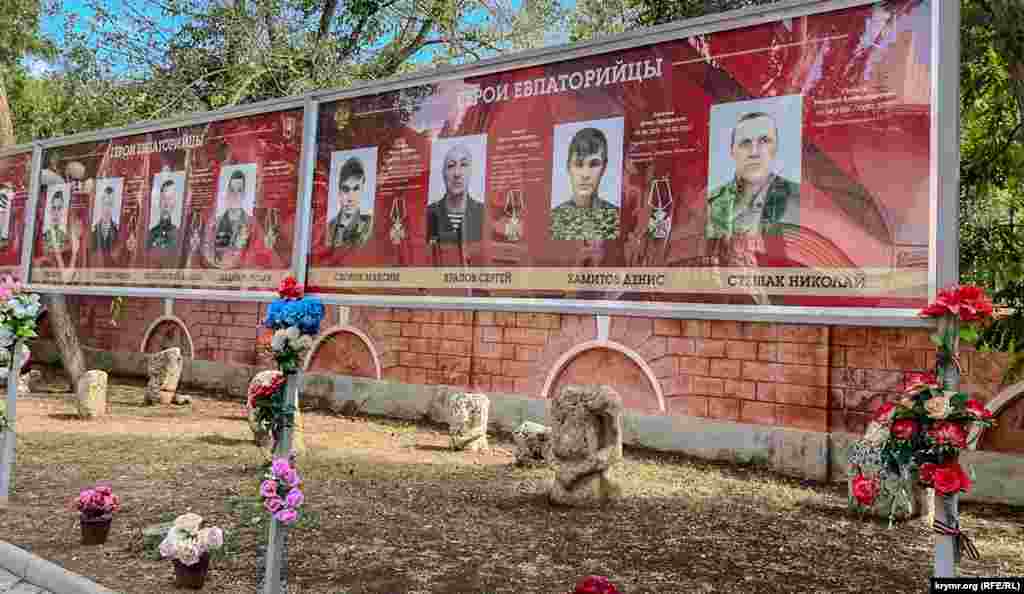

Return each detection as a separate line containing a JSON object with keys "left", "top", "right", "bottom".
{"left": 29, "top": 340, "right": 1024, "bottom": 505}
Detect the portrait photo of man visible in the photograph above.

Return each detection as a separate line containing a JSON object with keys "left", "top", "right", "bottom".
{"left": 43, "top": 186, "right": 70, "bottom": 252}
{"left": 426, "top": 135, "right": 487, "bottom": 244}
{"left": 326, "top": 148, "right": 377, "bottom": 249}
{"left": 0, "top": 187, "right": 13, "bottom": 243}
{"left": 549, "top": 117, "right": 624, "bottom": 241}
{"left": 706, "top": 96, "right": 802, "bottom": 266}
{"left": 148, "top": 173, "right": 186, "bottom": 250}
{"left": 214, "top": 165, "right": 257, "bottom": 250}
{"left": 92, "top": 186, "right": 120, "bottom": 252}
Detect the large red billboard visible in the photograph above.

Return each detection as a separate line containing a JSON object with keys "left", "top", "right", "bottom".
{"left": 30, "top": 109, "right": 304, "bottom": 292}
{"left": 307, "top": 0, "right": 932, "bottom": 308}
{"left": 0, "top": 151, "right": 32, "bottom": 280}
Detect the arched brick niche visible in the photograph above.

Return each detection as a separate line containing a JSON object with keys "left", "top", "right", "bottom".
{"left": 141, "top": 316, "right": 194, "bottom": 357}
{"left": 304, "top": 326, "right": 381, "bottom": 379}
{"left": 543, "top": 342, "right": 664, "bottom": 414}
{"left": 978, "top": 381, "right": 1024, "bottom": 454}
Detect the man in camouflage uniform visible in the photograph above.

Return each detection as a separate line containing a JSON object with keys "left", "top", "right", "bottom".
{"left": 44, "top": 191, "right": 68, "bottom": 252}
{"left": 550, "top": 127, "right": 620, "bottom": 241}
{"left": 147, "top": 179, "right": 181, "bottom": 250}
{"left": 706, "top": 111, "right": 800, "bottom": 267}
{"left": 327, "top": 157, "right": 373, "bottom": 249}
{"left": 705, "top": 111, "right": 800, "bottom": 304}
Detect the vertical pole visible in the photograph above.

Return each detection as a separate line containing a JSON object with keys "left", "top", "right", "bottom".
{"left": 0, "top": 341, "right": 22, "bottom": 504}
{"left": 930, "top": 0, "right": 961, "bottom": 578}
{"left": 930, "top": 0, "right": 961, "bottom": 297}
{"left": 262, "top": 372, "right": 299, "bottom": 594}
{"left": 934, "top": 315, "right": 960, "bottom": 578}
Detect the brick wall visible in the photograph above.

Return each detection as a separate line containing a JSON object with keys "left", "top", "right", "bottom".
{"left": 42, "top": 297, "right": 1023, "bottom": 453}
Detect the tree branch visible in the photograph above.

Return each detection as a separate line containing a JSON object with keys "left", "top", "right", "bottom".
{"left": 317, "top": 0, "right": 338, "bottom": 43}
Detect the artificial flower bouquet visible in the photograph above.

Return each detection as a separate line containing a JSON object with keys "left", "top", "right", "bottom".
{"left": 574, "top": 575, "right": 620, "bottom": 594}
{"left": 0, "top": 276, "right": 43, "bottom": 367}
{"left": 262, "top": 276, "right": 324, "bottom": 374}
{"left": 848, "top": 285, "right": 997, "bottom": 523}
{"left": 159, "top": 513, "right": 224, "bottom": 567}
{"left": 76, "top": 484, "right": 121, "bottom": 519}
{"left": 246, "top": 369, "right": 288, "bottom": 445}
{"left": 261, "top": 457, "right": 304, "bottom": 525}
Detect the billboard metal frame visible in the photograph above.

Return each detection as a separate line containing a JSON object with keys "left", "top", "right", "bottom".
{"left": 17, "top": 0, "right": 955, "bottom": 326}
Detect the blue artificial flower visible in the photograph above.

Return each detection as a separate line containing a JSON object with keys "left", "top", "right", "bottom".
{"left": 297, "top": 297, "right": 325, "bottom": 335}
{"left": 264, "top": 300, "right": 285, "bottom": 329}
{"left": 281, "top": 300, "right": 302, "bottom": 327}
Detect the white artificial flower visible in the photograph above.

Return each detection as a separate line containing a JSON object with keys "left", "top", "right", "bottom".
{"left": 175, "top": 541, "right": 200, "bottom": 566}
{"left": 199, "top": 527, "right": 224, "bottom": 550}
{"left": 174, "top": 512, "right": 203, "bottom": 533}
{"left": 864, "top": 422, "right": 890, "bottom": 446}
{"left": 925, "top": 395, "right": 952, "bottom": 419}
{"left": 271, "top": 330, "right": 288, "bottom": 352}
{"left": 0, "top": 327, "right": 14, "bottom": 348}
{"left": 298, "top": 336, "right": 314, "bottom": 351}
{"left": 285, "top": 326, "right": 300, "bottom": 341}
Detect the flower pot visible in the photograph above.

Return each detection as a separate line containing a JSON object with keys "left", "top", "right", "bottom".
{"left": 80, "top": 514, "right": 112, "bottom": 545}
{"left": 173, "top": 552, "right": 210, "bottom": 589}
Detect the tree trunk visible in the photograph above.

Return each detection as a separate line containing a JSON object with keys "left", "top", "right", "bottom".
{"left": 0, "top": 75, "right": 88, "bottom": 392}
{"left": 42, "top": 295, "right": 86, "bottom": 390}
{"left": 0, "top": 75, "right": 15, "bottom": 149}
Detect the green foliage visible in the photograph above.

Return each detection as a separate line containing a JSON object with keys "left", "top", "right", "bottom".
{"left": 6, "top": 0, "right": 564, "bottom": 136}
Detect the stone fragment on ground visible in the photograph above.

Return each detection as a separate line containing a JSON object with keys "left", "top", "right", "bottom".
{"left": 74, "top": 370, "right": 108, "bottom": 420}
{"left": 513, "top": 421, "right": 552, "bottom": 466}
{"left": 447, "top": 392, "right": 489, "bottom": 452}
{"left": 144, "top": 348, "right": 183, "bottom": 405}
{"left": 548, "top": 384, "right": 624, "bottom": 507}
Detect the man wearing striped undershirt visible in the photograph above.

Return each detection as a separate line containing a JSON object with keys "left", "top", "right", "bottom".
{"left": 427, "top": 143, "right": 484, "bottom": 243}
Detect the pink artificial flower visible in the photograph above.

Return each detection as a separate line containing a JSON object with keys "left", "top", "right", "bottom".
{"left": 264, "top": 497, "right": 284, "bottom": 514}
{"left": 929, "top": 421, "right": 968, "bottom": 449}
{"left": 964, "top": 399, "right": 993, "bottom": 420}
{"left": 851, "top": 473, "right": 880, "bottom": 507}
{"left": 281, "top": 469, "right": 300, "bottom": 488}
{"left": 285, "top": 488, "right": 304, "bottom": 508}
{"left": 274, "top": 508, "right": 298, "bottom": 525}
{"left": 891, "top": 419, "right": 918, "bottom": 440}
{"left": 271, "top": 458, "right": 291, "bottom": 478}
{"left": 260, "top": 480, "right": 279, "bottom": 498}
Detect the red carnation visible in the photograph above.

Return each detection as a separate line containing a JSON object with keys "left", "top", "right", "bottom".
{"left": 278, "top": 276, "right": 303, "bottom": 299}
{"left": 918, "top": 463, "right": 937, "bottom": 485}
{"left": 873, "top": 402, "right": 897, "bottom": 423}
{"left": 932, "top": 462, "right": 971, "bottom": 495}
{"left": 929, "top": 421, "right": 968, "bottom": 449}
{"left": 964, "top": 399, "right": 993, "bottom": 420}
{"left": 891, "top": 419, "right": 918, "bottom": 440}
{"left": 919, "top": 284, "right": 993, "bottom": 323}
{"left": 851, "top": 473, "right": 880, "bottom": 507}
{"left": 904, "top": 371, "right": 939, "bottom": 393}
{"left": 574, "top": 576, "right": 620, "bottom": 594}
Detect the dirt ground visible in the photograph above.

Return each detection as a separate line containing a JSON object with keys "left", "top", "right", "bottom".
{"left": 1, "top": 380, "right": 1022, "bottom": 594}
